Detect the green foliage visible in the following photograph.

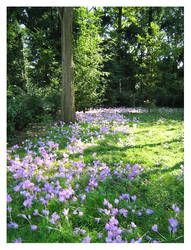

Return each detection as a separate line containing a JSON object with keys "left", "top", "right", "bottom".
{"left": 73, "top": 8, "right": 108, "bottom": 111}
{"left": 101, "top": 7, "right": 184, "bottom": 108}
{"left": 7, "top": 93, "right": 43, "bottom": 134}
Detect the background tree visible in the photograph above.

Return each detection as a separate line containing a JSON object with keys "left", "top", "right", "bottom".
{"left": 73, "top": 7, "right": 107, "bottom": 111}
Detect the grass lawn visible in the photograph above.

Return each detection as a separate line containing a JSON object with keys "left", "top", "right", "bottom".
{"left": 7, "top": 107, "right": 184, "bottom": 243}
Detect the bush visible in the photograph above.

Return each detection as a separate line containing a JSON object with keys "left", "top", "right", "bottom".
{"left": 7, "top": 94, "right": 44, "bottom": 135}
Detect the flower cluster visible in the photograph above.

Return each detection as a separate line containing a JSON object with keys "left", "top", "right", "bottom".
{"left": 7, "top": 107, "right": 183, "bottom": 243}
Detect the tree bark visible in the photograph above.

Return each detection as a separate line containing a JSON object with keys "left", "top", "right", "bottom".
{"left": 117, "top": 7, "right": 122, "bottom": 94}
{"left": 59, "top": 7, "right": 75, "bottom": 123}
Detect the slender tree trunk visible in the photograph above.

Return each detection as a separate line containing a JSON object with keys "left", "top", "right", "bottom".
{"left": 59, "top": 7, "right": 75, "bottom": 123}
{"left": 117, "top": 7, "right": 122, "bottom": 95}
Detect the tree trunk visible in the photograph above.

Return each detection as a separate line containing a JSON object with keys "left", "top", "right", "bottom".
{"left": 117, "top": 7, "right": 122, "bottom": 95}
{"left": 59, "top": 7, "right": 75, "bottom": 123}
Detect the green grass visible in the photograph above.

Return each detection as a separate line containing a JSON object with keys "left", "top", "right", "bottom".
{"left": 7, "top": 108, "right": 184, "bottom": 243}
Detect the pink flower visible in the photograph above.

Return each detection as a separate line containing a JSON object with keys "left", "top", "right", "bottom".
{"left": 79, "top": 211, "right": 83, "bottom": 217}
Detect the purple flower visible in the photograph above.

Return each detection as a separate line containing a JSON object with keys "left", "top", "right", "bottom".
{"left": 23, "top": 199, "right": 32, "bottom": 208}
{"left": 92, "top": 152, "right": 97, "bottom": 158}
{"left": 146, "top": 209, "right": 153, "bottom": 215}
{"left": 108, "top": 202, "right": 113, "bottom": 209}
{"left": 172, "top": 204, "right": 180, "bottom": 213}
{"left": 114, "top": 199, "right": 119, "bottom": 205}
{"left": 104, "top": 199, "right": 109, "bottom": 206}
{"left": 33, "top": 209, "right": 39, "bottom": 216}
{"left": 152, "top": 224, "right": 158, "bottom": 232}
{"left": 109, "top": 216, "right": 119, "bottom": 226}
{"left": 168, "top": 217, "right": 178, "bottom": 228}
{"left": 31, "top": 225, "right": 37, "bottom": 231}
{"left": 80, "top": 229, "right": 86, "bottom": 235}
{"left": 73, "top": 210, "right": 77, "bottom": 215}
{"left": 72, "top": 196, "right": 78, "bottom": 202}
{"left": 97, "top": 232, "right": 102, "bottom": 239}
{"left": 8, "top": 222, "right": 18, "bottom": 229}
{"left": 131, "top": 195, "right": 136, "bottom": 201}
{"left": 126, "top": 164, "right": 131, "bottom": 171}
{"left": 119, "top": 208, "right": 128, "bottom": 217}
{"left": 23, "top": 180, "right": 35, "bottom": 191}
{"left": 7, "top": 194, "right": 12, "bottom": 203}
{"left": 81, "top": 235, "right": 91, "bottom": 243}
{"left": 73, "top": 228, "right": 79, "bottom": 235}
{"left": 104, "top": 209, "right": 110, "bottom": 216}
{"left": 13, "top": 237, "right": 22, "bottom": 243}
{"left": 50, "top": 212, "right": 60, "bottom": 224}
{"left": 111, "top": 208, "right": 118, "bottom": 216}
{"left": 146, "top": 236, "right": 152, "bottom": 240}
{"left": 42, "top": 209, "right": 49, "bottom": 216}
{"left": 7, "top": 207, "right": 12, "bottom": 213}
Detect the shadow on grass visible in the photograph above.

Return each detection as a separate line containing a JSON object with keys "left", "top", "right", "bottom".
{"left": 140, "top": 161, "right": 184, "bottom": 179}
{"left": 123, "top": 109, "right": 183, "bottom": 123}
{"left": 72, "top": 137, "right": 183, "bottom": 157}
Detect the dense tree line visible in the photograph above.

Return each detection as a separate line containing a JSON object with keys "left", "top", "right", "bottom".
{"left": 7, "top": 7, "right": 184, "bottom": 135}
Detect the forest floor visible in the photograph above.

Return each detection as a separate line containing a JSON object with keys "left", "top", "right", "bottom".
{"left": 7, "top": 107, "right": 184, "bottom": 243}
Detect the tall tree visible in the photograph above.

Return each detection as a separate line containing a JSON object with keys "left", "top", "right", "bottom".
{"left": 58, "top": 7, "right": 75, "bottom": 123}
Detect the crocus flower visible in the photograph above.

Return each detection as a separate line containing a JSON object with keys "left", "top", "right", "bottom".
{"left": 146, "top": 209, "right": 153, "bottom": 215}
{"left": 79, "top": 211, "right": 83, "bottom": 217}
{"left": 81, "top": 235, "right": 91, "bottom": 243}
{"left": 92, "top": 152, "right": 97, "bottom": 157}
{"left": 73, "top": 210, "right": 77, "bottom": 215}
{"left": 23, "top": 199, "right": 32, "bottom": 208}
{"left": 109, "top": 216, "right": 119, "bottom": 226}
{"left": 152, "top": 224, "right": 158, "bottom": 232}
{"left": 168, "top": 217, "right": 178, "bottom": 228}
{"left": 97, "top": 232, "right": 102, "bottom": 239}
{"left": 63, "top": 208, "right": 69, "bottom": 217}
{"left": 8, "top": 222, "right": 18, "bottom": 229}
{"left": 7, "top": 194, "right": 12, "bottom": 203}
{"left": 31, "top": 225, "right": 37, "bottom": 231}
{"left": 7, "top": 207, "right": 12, "bottom": 213}
{"left": 114, "top": 199, "right": 119, "bottom": 205}
{"left": 42, "top": 209, "right": 49, "bottom": 216}
{"left": 131, "top": 195, "right": 136, "bottom": 201}
{"left": 33, "top": 209, "right": 39, "bottom": 216}
{"left": 172, "top": 204, "right": 180, "bottom": 213}
{"left": 80, "top": 229, "right": 86, "bottom": 234}
{"left": 13, "top": 237, "right": 22, "bottom": 243}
